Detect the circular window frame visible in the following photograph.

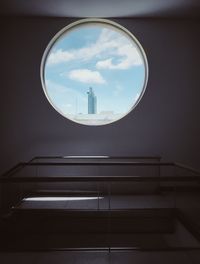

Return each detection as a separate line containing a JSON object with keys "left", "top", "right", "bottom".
{"left": 40, "top": 18, "right": 149, "bottom": 126}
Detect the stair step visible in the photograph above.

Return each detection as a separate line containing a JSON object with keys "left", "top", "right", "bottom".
{"left": 1, "top": 208, "right": 175, "bottom": 234}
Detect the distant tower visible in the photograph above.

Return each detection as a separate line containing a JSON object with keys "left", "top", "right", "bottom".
{"left": 87, "top": 87, "right": 97, "bottom": 114}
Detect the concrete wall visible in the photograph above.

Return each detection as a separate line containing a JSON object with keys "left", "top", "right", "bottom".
{"left": 0, "top": 17, "right": 200, "bottom": 174}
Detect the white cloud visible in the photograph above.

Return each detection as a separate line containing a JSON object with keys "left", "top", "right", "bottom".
{"left": 96, "top": 45, "right": 142, "bottom": 70}
{"left": 47, "top": 29, "right": 118, "bottom": 66}
{"left": 47, "top": 49, "right": 75, "bottom": 65}
{"left": 46, "top": 28, "right": 143, "bottom": 69}
{"left": 68, "top": 69, "right": 106, "bottom": 84}
{"left": 96, "top": 58, "right": 113, "bottom": 69}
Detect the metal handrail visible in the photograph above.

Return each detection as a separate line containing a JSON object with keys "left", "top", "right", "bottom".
{"left": 30, "top": 155, "right": 162, "bottom": 161}
{"left": 18, "top": 161, "right": 174, "bottom": 166}
{"left": 1, "top": 156, "right": 200, "bottom": 180}
{"left": 1, "top": 156, "right": 162, "bottom": 178}
{"left": 175, "top": 162, "right": 200, "bottom": 176}
{"left": 1, "top": 175, "right": 200, "bottom": 183}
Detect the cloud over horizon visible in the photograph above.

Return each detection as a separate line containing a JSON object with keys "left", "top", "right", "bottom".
{"left": 46, "top": 28, "right": 143, "bottom": 70}
{"left": 68, "top": 69, "right": 106, "bottom": 84}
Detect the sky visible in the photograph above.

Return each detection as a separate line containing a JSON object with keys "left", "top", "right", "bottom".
{"left": 44, "top": 23, "right": 146, "bottom": 117}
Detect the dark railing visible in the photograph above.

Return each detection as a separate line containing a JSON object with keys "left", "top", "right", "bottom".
{"left": 0, "top": 156, "right": 200, "bottom": 252}
{"left": 0, "top": 155, "right": 199, "bottom": 182}
{"left": 1, "top": 156, "right": 161, "bottom": 178}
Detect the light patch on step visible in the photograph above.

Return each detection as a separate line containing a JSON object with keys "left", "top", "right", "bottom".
{"left": 23, "top": 196, "right": 104, "bottom": 202}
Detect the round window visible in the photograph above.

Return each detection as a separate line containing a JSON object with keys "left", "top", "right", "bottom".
{"left": 41, "top": 19, "right": 148, "bottom": 126}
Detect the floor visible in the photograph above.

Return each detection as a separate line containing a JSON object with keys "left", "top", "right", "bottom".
{"left": 1, "top": 250, "right": 200, "bottom": 264}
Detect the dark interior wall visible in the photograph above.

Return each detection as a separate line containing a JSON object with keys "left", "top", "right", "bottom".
{"left": 0, "top": 17, "right": 200, "bottom": 174}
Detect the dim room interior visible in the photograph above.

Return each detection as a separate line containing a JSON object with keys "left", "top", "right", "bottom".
{"left": 0, "top": 0, "right": 200, "bottom": 263}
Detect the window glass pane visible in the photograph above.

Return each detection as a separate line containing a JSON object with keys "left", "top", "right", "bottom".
{"left": 41, "top": 19, "right": 148, "bottom": 125}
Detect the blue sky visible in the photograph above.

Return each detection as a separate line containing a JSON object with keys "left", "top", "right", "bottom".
{"left": 44, "top": 24, "right": 146, "bottom": 116}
